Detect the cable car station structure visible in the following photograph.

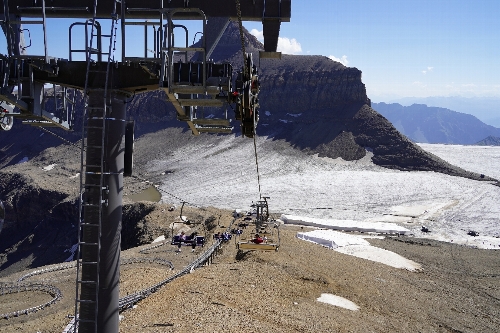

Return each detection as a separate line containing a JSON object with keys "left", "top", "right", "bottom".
{"left": 0, "top": 1, "right": 291, "bottom": 332}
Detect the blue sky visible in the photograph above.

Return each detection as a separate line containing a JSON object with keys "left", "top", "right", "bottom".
{"left": 2, "top": 0, "right": 499, "bottom": 102}
{"left": 246, "top": 0, "right": 500, "bottom": 101}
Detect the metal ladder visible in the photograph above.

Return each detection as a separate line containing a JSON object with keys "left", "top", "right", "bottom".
{"left": 74, "top": 0, "right": 119, "bottom": 331}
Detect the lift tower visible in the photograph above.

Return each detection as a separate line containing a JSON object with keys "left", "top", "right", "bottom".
{"left": 0, "top": 1, "right": 291, "bottom": 332}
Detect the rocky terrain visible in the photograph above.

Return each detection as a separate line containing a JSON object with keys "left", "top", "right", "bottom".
{"left": 1, "top": 18, "right": 497, "bottom": 291}
{"left": 0, "top": 20, "right": 499, "bottom": 333}
{"left": 1, "top": 212, "right": 499, "bottom": 333}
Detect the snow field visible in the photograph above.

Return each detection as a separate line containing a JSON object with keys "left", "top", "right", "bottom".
{"left": 152, "top": 137, "right": 500, "bottom": 249}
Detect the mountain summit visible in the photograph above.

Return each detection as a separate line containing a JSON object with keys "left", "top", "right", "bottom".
{"left": 0, "top": 22, "right": 494, "bottom": 183}
{"left": 190, "top": 21, "right": 492, "bottom": 181}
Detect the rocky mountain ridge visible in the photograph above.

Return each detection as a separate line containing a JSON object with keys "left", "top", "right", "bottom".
{"left": 476, "top": 135, "right": 500, "bottom": 146}
{"left": 373, "top": 102, "right": 500, "bottom": 144}
{"left": 0, "top": 21, "right": 497, "bottom": 275}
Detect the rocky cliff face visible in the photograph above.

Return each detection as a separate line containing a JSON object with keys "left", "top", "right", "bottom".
{"left": 0, "top": 20, "right": 497, "bottom": 275}
{"left": 202, "top": 23, "right": 493, "bottom": 182}
{"left": 260, "top": 57, "right": 369, "bottom": 112}
{"left": 0, "top": 169, "right": 177, "bottom": 276}
{"left": 0, "top": 172, "right": 75, "bottom": 276}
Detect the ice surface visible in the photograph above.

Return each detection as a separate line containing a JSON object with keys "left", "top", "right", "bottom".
{"left": 283, "top": 214, "right": 410, "bottom": 234}
{"left": 418, "top": 143, "right": 500, "bottom": 180}
{"left": 296, "top": 229, "right": 421, "bottom": 270}
{"left": 154, "top": 137, "right": 500, "bottom": 249}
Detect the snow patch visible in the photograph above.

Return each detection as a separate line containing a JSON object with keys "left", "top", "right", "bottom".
{"left": 282, "top": 214, "right": 410, "bottom": 234}
{"left": 297, "top": 229, "right": 421, "bottom": 271}
{"left": 152, "top": 235, "right": 165, "bottom": 243}
{"left": 42, "top": 164, "right": 57, "bottom": 171}
{"left": 317, "top": 293, "right": 360, "bottom": 311}
{"left": 297, "top": 229, "right": 369, "bottom": 249}
{"left": 335, "top": 244, "right": 422, "bottom": 271}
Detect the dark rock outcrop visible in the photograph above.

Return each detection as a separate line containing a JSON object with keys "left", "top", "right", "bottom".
{"left": 122, "top": 202, "right": 160, "bottom": 250}
{"left": 0, "top": 170, "right": 174, "bottom": 275}
{"left": 0, "top": 172, "right": 75, "bottom": 276}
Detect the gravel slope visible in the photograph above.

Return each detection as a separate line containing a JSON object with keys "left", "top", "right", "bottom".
{"left": 1, "top": 212, "right": 499, "bottom": 333}
{"left": 1, "top": 129, "right": 499, "bottom": 332}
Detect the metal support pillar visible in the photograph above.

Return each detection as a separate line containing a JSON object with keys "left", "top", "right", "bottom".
{"left": 262, "top": 19, "right": 280, "bottom": 52}
{"left": 81, "top": 90, "right": 127, "bottom": 333}
{"left": 191, "top": 16, "right": 230, "bottom": 61}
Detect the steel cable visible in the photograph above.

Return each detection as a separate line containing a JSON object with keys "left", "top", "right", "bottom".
{"left": 252, "top": 133, "right": 262, "bottom": 199}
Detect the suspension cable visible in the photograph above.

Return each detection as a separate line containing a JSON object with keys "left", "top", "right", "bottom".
{"left": 235, "top": 0, "right": 263, "bottom": 199}
{"left": 252, "top": 133, "right": 262, "bottom": 199}
{"left": 34, "top": 127, "right": 209, "bottom": 210}
{"left": 38, "top": 127, "right": 82, "bottom": 150}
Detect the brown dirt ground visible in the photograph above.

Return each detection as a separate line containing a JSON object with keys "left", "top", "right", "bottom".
{"left": 1, "top": 209, "right": 499, "bottom": 333}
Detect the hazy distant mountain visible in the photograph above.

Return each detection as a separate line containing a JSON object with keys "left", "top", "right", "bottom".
{"left": 476, "top": 136, "right": 500, "bottom": 146}
{"left": 383, "top": 96, "right": 500, "bottom": 127}
{"left": 373, "top": 102, "right": 500, "bottom": 145}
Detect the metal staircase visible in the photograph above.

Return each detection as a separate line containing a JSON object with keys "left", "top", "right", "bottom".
{"left": 74, "top": 0, "right": 120, "bottom": 332}
{"left": 118, "top": 4, "right": 235, "bottom": 135}
{"left": 162, "top": 8, "right": 234, "bottom": 135}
